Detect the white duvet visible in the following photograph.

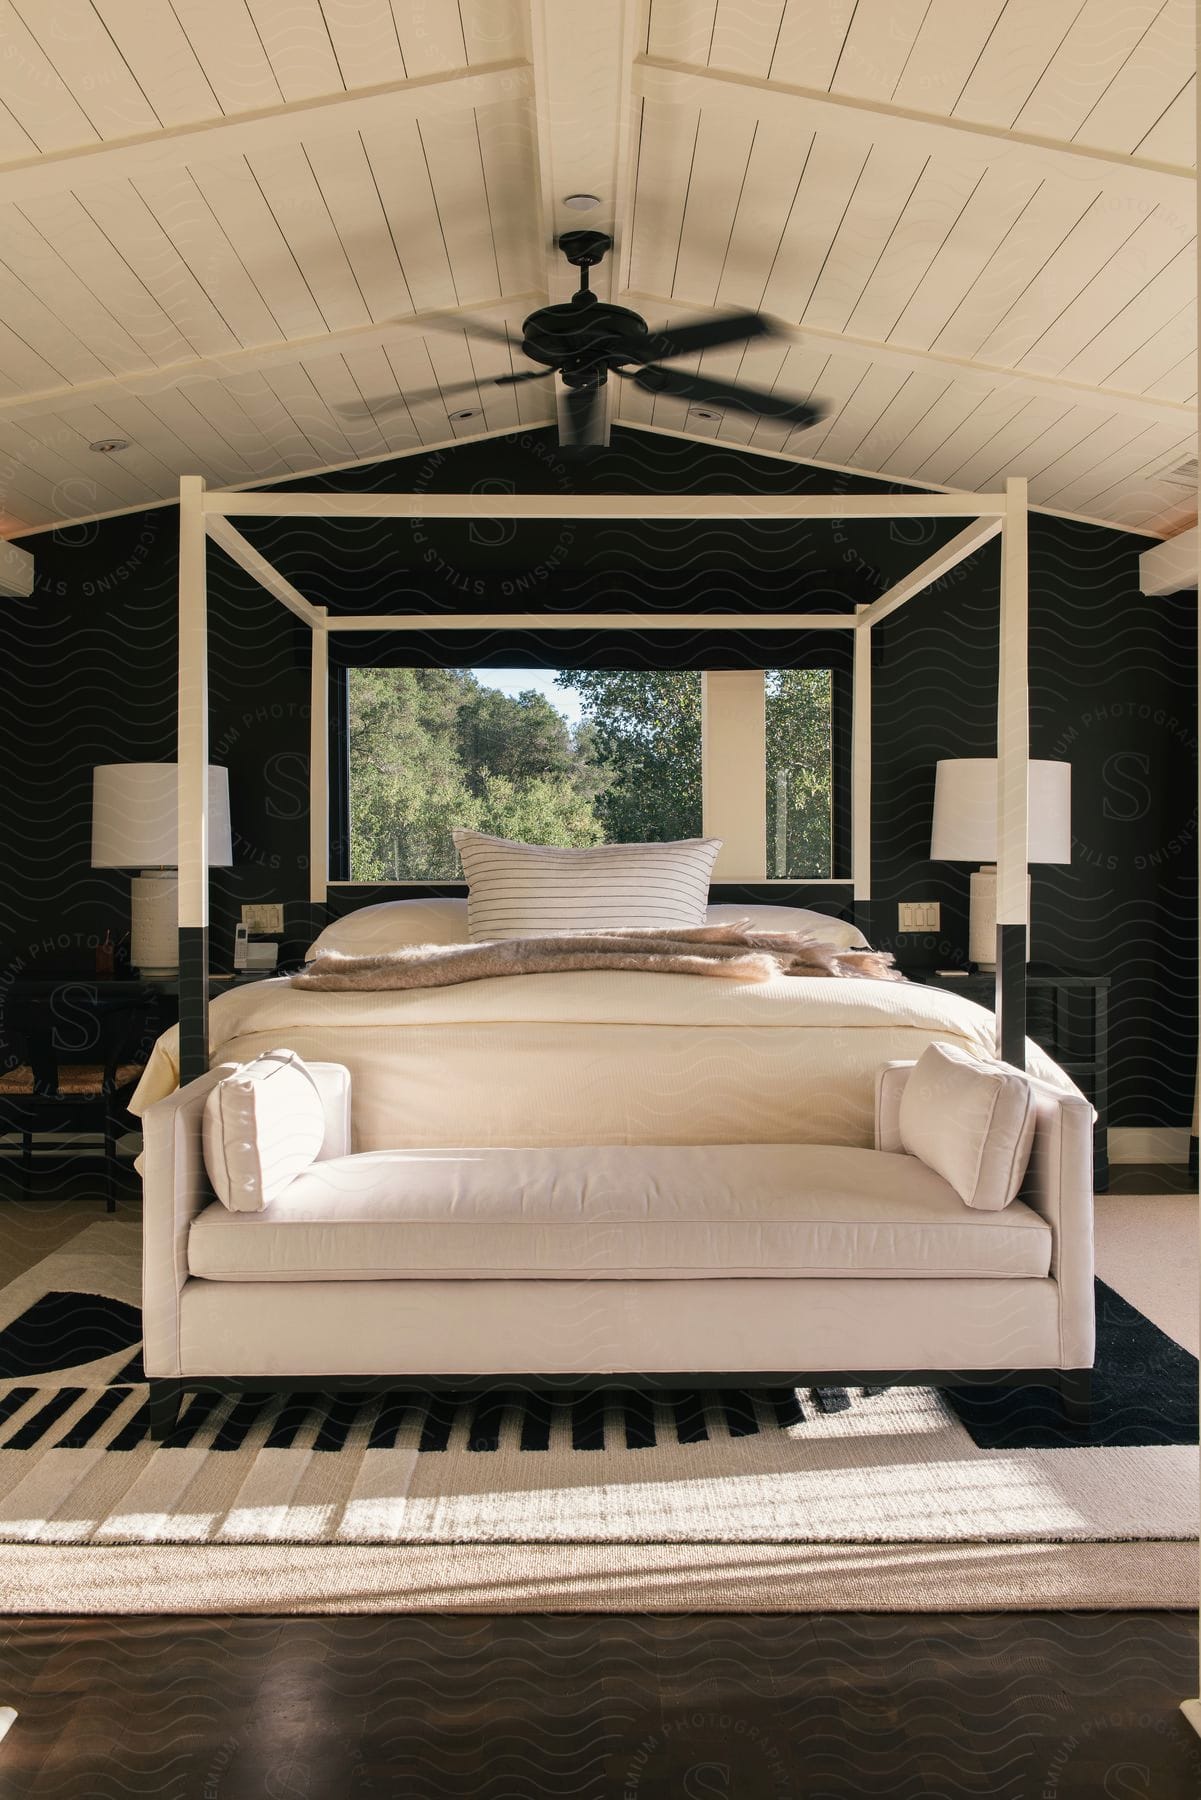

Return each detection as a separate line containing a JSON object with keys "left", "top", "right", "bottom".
{"left": 131, "top": 971, "right": 1080, "bottom": 1152}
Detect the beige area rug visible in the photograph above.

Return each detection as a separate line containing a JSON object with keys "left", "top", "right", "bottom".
{"left": 0, "top": 1221, "right": 1195, "bottom": 1612}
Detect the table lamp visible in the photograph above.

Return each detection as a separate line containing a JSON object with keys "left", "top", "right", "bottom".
{"left": 92, "top": 764, "right": 232, "bottom": 976}
{"left": 930, "top": 758, "right": 1071, "bottom": 970}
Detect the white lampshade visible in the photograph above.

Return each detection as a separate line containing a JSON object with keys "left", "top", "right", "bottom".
{"left": 930, "top": 759, "right": 1071, "bottom": 865}
{"left": 91, "top": 763, "right": 233, "bottom": 868}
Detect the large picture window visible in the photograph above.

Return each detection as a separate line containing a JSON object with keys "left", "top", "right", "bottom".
{"left": 343, "top": 663, "right": 840, "bottom": 883}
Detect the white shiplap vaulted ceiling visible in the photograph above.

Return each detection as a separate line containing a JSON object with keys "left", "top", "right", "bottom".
{"left": 0, "top": 0, "right": 1194, "bottom": 538}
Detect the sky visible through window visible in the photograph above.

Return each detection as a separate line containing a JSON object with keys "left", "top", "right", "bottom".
{"left": 470, "top": 668, "right": 584, "bottom": 724}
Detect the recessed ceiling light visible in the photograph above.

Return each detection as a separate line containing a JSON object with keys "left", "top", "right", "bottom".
{"left": 562, "top": 193, "right": 602, "bottom": 211}
{"left": 89, "top": 438, "right": 129, "bottom": 453}
{"left": 690, "top": 409, "right": 721, "bottom": 421}
{"left": 449, "top": 409, "right": 478, "bottom": 421}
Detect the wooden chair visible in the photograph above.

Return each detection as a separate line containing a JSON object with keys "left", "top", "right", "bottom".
{"left": 0, "top": 985, "right": 158, "bottom": 1210}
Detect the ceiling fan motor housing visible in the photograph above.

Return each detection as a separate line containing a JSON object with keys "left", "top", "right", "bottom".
{"left": 556, "top": 229, "right": 613, "bottom": 268}
{"left": 520, "top": 293, "right": 649, "bottom": 374}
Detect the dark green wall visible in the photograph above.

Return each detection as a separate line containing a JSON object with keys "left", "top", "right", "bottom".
{"left": 3, "top": 427, "right": 1195, "bottom": 1128}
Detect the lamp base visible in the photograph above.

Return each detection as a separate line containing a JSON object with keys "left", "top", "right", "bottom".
{"left": 969, "top": 866, "right": 1031, "bottom": 971}
{"left": 131, "top": 872, "right": 179, "bottom": 977}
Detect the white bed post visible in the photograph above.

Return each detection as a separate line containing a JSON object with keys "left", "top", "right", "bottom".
{"left": 852, "top": 605, "right": 872, "bottom": 942}
{"left": 310, "top": 608, "right": 330, "bottom": 912}
{"left": 1183, "top": 422, "right": 1201, "bottom": 1743}
{"left": 177, "top": 474, "right": 210, "bottom": 1085}
{"left": 996, "top": 476, "right": 1030, "bottom": 1067}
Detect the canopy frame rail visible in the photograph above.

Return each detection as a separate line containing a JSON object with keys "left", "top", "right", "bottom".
{"left": 176, "top": 479, "right": 1028, "bottom": 1085}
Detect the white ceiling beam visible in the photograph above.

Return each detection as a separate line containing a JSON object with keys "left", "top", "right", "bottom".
{"left": 621, "top": 291, "right": 1196, "bottom": 431}
{"left": 528, "top": 0, "right": 642, "bottom": 305}
{"left": 0, "top": 294, "right": 547, "bottom": 428}
{"left": 204, "top": 514, "right": 321, "bottom": 626}
{"left": 3, "top": 419, "right": 546, "bottom": 542}
{"left": 1139, "top": 524, "right": 1198, "bottom": 595}
{"left": 0, "top": 537, "right": 34, "bottom": 596}
{"left": 619, "top": 419, "right": 1169, "bottom": 541}
{"left": 855, "top": 518, "right": 1002, "bottom": 628}
{"left": 633, "top": 58, "right": 1195, "bottom": 213}
{"left": 526, "top": 0, "right": 642, "bottom": 444}
{"left": 0, "top": 62, "right": 532, "bottom": 205}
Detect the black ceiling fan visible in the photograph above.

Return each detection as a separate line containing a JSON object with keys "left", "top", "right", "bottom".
{"left": 350, "top": 231, "right": 827, "bottom": 451}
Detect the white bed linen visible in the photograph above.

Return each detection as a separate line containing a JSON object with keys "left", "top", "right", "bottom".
{"left": 131, "top": 973, "right": 1081, "bottom": 1152}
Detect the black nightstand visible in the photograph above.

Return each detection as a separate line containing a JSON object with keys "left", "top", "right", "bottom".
{"left": 5, "top": 969, "right": 290, "bottom": 1048}
{"left": 907, "top": 968, "right": 1110, "bottom": 1192}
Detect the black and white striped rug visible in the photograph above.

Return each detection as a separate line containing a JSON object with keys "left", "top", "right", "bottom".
{"left": 0, "top": 1224, "right": 1194, "bottom": 1547}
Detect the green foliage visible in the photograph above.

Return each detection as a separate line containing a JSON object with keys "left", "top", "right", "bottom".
{"left": 766, "top": 669, "right": 833, "bottom": 878}
{"left": 556, "top": 670, "right": 703, "bottom": 842}
{"left": 347, "top": 669, "right": 603, "bottom": 880}
{"left": 347, "top": 665, "right": 834, "bottom": 879}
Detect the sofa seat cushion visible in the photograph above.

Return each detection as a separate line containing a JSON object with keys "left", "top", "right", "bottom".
{"left": 187, "top": 1144, "right": 1052, "bottom": 1282}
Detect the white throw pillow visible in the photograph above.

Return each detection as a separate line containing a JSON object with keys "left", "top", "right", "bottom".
{"left": 452, "top": 829, "right": 723, "bottom": 941}
{"left": 202, "top": 1049, "right": 325, "bottom": 1212}
{"left": 306, "top": 897, "right": 468, "bottom": 960}
{"left": 898, "top": 1042, "right": 1037, "bottom": 1211}
{"left": 705, "top": 903, "right": 868, "bottom": 949}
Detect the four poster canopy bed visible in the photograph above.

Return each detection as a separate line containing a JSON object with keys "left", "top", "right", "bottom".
{"left": 172, "top": 476, "right": 1038, "bottom": 1085}
{"left": 137, "top": 473, "right": 1095, "bottom": 1440}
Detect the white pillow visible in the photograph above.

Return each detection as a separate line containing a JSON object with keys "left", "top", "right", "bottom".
{"left": 452, "top": 830, "right": 723, "bottom": 941}
{"left": 307, "top": 897, "right": 468, "bottom": 960}
{"left": 898, "top": 1042, "right": 1037, "bottom": 1211}
{"left": 202, "top": 1049, "right": 325, "bottom": 1212}
{"left": 705, "top": 902, "right": 867, "bottom": 950}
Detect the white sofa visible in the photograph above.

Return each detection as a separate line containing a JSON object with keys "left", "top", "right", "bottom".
{"left": 140, "top": 1059, "right": 1096, "bottom": 1440}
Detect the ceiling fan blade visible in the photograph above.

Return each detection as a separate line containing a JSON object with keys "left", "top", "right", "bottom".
{"left": 338, "top": 370, "right": 551, "bottom": 418}
{"left": 630, "top": 365, "right": 825, "bottom": 429}
{"left": 560, "top": 382, "right": 604, "bottom": 450}
{"left": 633, "top": 311, "right": 776, "bottom": 361}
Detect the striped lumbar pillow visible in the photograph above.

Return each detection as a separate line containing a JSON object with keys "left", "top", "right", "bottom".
{"left": 451, "top": 829, "right": 723, "bottom": 942}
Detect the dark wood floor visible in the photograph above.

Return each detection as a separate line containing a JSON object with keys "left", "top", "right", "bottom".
{"left": 0, "top": 1611, "right": 1197, "bottom": 1799}
{"left": 1, "top": 1164, "right": 1197, "bottom": 1795}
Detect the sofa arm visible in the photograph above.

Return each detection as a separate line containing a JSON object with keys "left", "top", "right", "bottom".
{"left": 874, "top": 1061, "right": 915, "bottom": 1153}
{"left": 1020, "top": 1073, "right": 1096, "bottom": 1368}
{"left": 141, "top": 1066, "right": 232, "bottom": 1377}
{"left": 140, "top": 1059, "right": 354, "bottom": 1375}
{"left": 875, "top": 1055, "right": 1095, "bottom": 1368}
{"left": 307, "top": 1062, "right": 352, "bottom": 1159}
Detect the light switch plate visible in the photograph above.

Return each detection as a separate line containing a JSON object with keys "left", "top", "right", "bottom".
{"left": 241, "top": 903, "right": 284, "bottom": 934}
{"left": 898, "top": 902, "right": 940, "bottom": 933}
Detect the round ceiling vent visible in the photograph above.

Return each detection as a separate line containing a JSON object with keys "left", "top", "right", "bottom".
{"left": 89, "top": 438, "right": 130, "bottom": 453}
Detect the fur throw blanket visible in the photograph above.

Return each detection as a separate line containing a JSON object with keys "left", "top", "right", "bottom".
{"left": 293, "top": 922, "right": 902, "bottom": 992}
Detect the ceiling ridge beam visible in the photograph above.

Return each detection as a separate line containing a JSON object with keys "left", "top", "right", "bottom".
{"left": 0, "top": 293, "right": 547, "bottom": 425}
{"left": 633, "top": 57, "right": 1195, "bottom": 213}
{"left": 621, "top": 290, "right": 1196, "bottom": 429}
{"left": 0, "top": 60, "right": 532, "bottom": 205}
